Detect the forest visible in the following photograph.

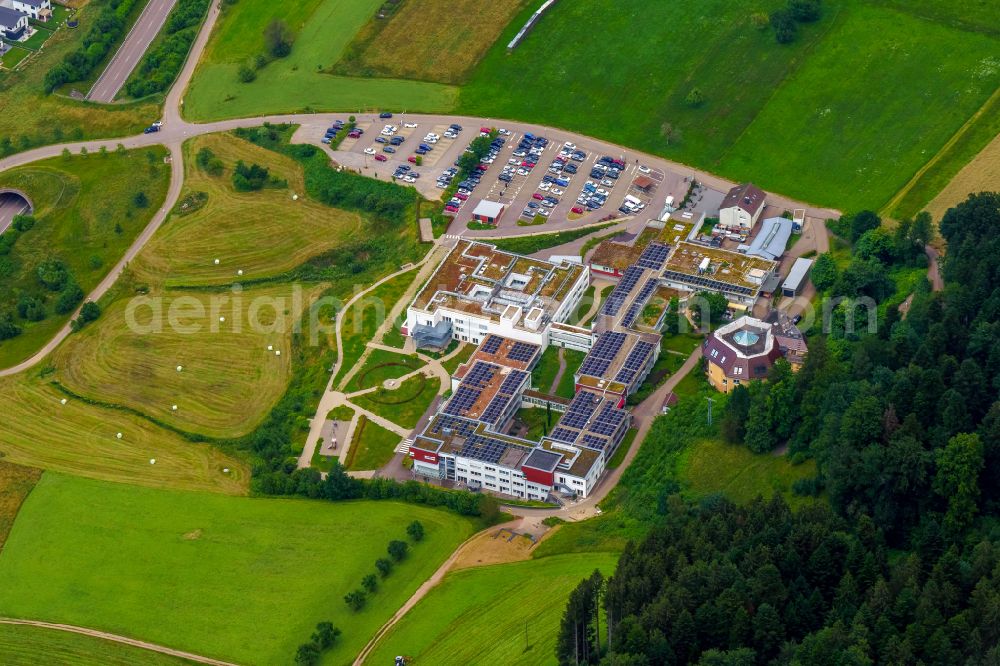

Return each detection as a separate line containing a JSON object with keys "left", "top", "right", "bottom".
{"left": 558, "top": 192, "right": 1000, "bottom": 665}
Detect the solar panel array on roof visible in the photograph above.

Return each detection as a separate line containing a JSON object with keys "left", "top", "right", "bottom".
{"left": 637, "top": 242, "right": 670, "bottom": 270}
{"left": 561, "top": 391, "right": 601, "bottom": 429}
{"left": 601, "top": 266, "right": 644, "bottom": 316}
{"left": 589, "top": 401, "right": 628, "bottom": 436}
{"left": 581, "top": 434, "right": 612, "bottom": 452}
{"left": 620, "top": 278, "right": 659, "bottom": 328}
{"left": 481, "top": 335, "right": 503, "bottom": 355}
{"left": 507, "top": 341, "right": 538, "bottom": 363}
{"left": 429, "top": 414, "right": 478, "bottom": 438}
{"left": 498, "top": 369, "right": 529, "bottom": 396}
{"left": 444, "top": 385, "right": 482, "bottom": 416}
{"left": 464, "top": 362, "right": 499, "bottom": 389}
{"left": 481, "top": 392, "right": 514, "bottom": 425}
{"left": 578, "top": 331, "right": 627, "bottom": 378}
{"left": 614, "top": 340, "right": 657, "bottom": 384}
{"left": 549, "top": 427, "right": 579, "bottom": 444}
{"left": 460, "top": 434, "right": 507, "bottom": 464}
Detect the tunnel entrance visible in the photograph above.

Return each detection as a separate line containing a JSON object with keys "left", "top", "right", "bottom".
{"left": 0, "top": 189, "right": 32, "bottom": 234}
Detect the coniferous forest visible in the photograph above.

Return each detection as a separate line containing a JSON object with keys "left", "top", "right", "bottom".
{"left": 558, "top": 193, "right": 1000, "bottom": 665}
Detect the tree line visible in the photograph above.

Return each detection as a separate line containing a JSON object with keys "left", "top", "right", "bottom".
{"left": 45, "top": 0, "right": 143, "bottom": 92}
{"left": 124, "top": 0, "right": 210, "bottom": 98}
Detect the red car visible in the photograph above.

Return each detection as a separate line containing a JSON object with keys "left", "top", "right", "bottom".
{"left": 348, "top": 131, "right": 361, "bottom": 139}
{"left": 532, "top": 193, "right": 544, "bottom": 200}
{"left": 407, "top": 155, "right": 417, "bottom": 163}
{"left": 374, "top": 154, "right": 387, "bottom": 162}
{"left": 572, "top": 206, "right": 584, "bottom": 214}
{"left": 476, "top": 164, "right": 488, "bottom": 172}
{"left": 455, "top": 192, "right": 469, "bottom": 201}
{"left": 480, "top": 127, "right": 491, "bottom": 133}
{"left": 612, "top": 158, "right": 625, "bottom": 168}
{"left": 523, "top": 161, "right": 535, "bottom": 168}
{"left": 444, "top": 205, "right": 459, "bottom": 213}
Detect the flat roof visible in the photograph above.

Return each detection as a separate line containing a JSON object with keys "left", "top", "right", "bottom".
{"left": 411, "top": 240, "right": 585, "bottom": 331}
{"left": 473, "top": 200, "right": 505, "bottom": 217}
{"left": 663, "top": 242, "right": 776, "bottom": 291}
{"left": 782, "top": 257, "right": 813, "bottom": 291}
{"left": 576, "top": 329, "right": 659, "bottom": 392}
{"left": 455, "top": 334, "right": 540, "bottom": 377}
{"left": 746, "top": 217, "right": 793, "bottom": 261}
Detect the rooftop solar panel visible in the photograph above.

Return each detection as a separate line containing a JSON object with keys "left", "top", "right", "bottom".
{"left": 637, "top": 242, "right": 670, "bottom": 270}
{"left": 480, "top": 393, "right": 512, "bottom": 424}
{"left": 444, "top": 385, "right": 482, "bottom": 416}
{"left": 578, "top": 332, "right": 627, "bottom": 378}
{"left": 581, "top": 434, "right": 611, "bottom": 452}
{"left": 507, "top": 341, "right": 538, "bottom": 363}
{"left": 481, "top": 335, "right": 503, "bottom": 355}
{"left": 497, "top": 370, "right": 528, "bottom": 396}
{"left": 549, "top": 427, "right": 579, "bottom": 444}
{"left": 601, "top": 266, "right": 644, "bottom": 316}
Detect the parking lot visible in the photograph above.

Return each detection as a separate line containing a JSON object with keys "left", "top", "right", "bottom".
{"left": 328, "top": 114, "right": 699, "bottom": 234}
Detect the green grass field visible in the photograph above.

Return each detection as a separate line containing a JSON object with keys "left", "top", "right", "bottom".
{"left": 0, "top": 375, "right": 248, "bottom": 494}
{"left": 132, "top": 134, "right": 363, "bottom": 288}
{"left": 336, "top": 270, "right": 420, "bottom": 386}
{"left": 677, "top": 438, "right": 819, "bottom": 509}
{"left": 0, "top": 2, "right": 158, "bottom": 148}
{"left": 0, "top": 148, "right": 170, "bottom": 368}
{"left": 346, "top": 347, "right": 423, "bottom": 393}
{"left": 345, "top": 415, "right": 400, "bottom": 471}
{"left": 458, "top": 0, "right": 1000, "bottom": 211}
{"left": 51, "top": 282, "right": 327, "bottom": 439}
{"left": 365, "top": 553, "right": 619, "bottom": 666}
{"left": 0, "top": 473, "right": 476, "bottom": 665}
{"left": 440, "top": 343, "right": 474, "bottom": 376}
{"left": 353, "top": 374, "right": 440, "bottom": 430}
{"left": 183, "top": 0, "right": 456, "bottom": 121}
{"left": 0, "top": 623, "right": 192, "bottom": 666}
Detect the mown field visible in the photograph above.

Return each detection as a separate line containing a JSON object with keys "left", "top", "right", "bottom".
{"left": 0, "top": 147, "right": 170, "bottom": 368}
{"left": 924, "top": 120, "right": 1000, "bottom": 223}
{"left": 51, "top": 282, "right": 327, "bottom": 439}
{"left": 183, "top": 0, "right": 455, "bottom": 121}
{"left": 333, "top": 0, "right": 531, "bottom": 84}
{"left": 365, "top": 553, "right": 619, "bottom": 666}
{"left": 132, "top": 133, "right": 363, "bottom": 288}
{"left": 0, "top": 375, "right": 248, "bottom": 494}
{"left": 0, "top": 623, "right": 191, "bottom": 666}
{"left": 0, "top": 2, "right": 158, "bottom": 149}
{"left": 0, "top": 473, "right": 476, "bottom": 665}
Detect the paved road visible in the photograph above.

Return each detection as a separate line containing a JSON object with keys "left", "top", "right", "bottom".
{"left": 0, "top": 193, "right": 29, "bottom": 235}
{"left": 87, "top": 0, "right": 180, "bottom": 102}
{"left": 0, "top": 618, "right": 238, "bottom": 666}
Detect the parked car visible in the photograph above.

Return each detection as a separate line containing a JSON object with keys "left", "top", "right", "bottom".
{"left": 379, "top": 112, "right": 393, "bottom": 118}
{"left": 404, "top": 122, "right": 418, "bottom": 128}
{"left": 364, "top": 147, "right": 376, "bottom": 155}
{"left": 638, "top": 165, "right": 651, "bottom": 174}
{"left": 532, "top": 193, "right": 544, "bottom": 200}
{"left": 571, "top": 206, "right": 584, "bottom": 214}
{"left": 374, "top": 154, "right": 387, "bottom": 162}
{"left": 375, "top": 137, "right": 388, "bottom": 144}
{"left": 408, "top": 155, "right": 417, "bottom": 163}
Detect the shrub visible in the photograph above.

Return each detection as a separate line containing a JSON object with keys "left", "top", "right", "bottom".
{"left": 770, "top": 9, "right": 797, "bottom": 43}
{"left": 406, "top": 520, "right": 424, "bottom": 542}
{"left": 294, "top": 642, "right": 320, "bottom": 666}
{"left": 0, "top": 311, "right": 22, "bottom": 340}
{"left": 238, "top": 64, "right": 256, "bottom": 83}
{"left": 79, "top": 301, "right": 102, "bottom": 324}
{"left": 685, "top": 87, "right": 705, "bottom": 107}
{"left": 264, "top": 20, "right": 293, "bottom": 58}
{"left": 36, "top": 259, "right": 69, "bottom": 291}
{"left": 788, "top": 0, "right": 822, "bottom": 22}
{"left": 16, "top": 295, "right": 46, "bottom": 322}
{"left": 54, "top": 282, "right": 85, "bottom": 315}
{"left": 361, "top": 573, "right": 378, "bottom": 592}
{"left": 133, "top": 191, "right": 149, "bottom": 208}
{"left": 344, "top": 589, "right": 366, "bottom": 611}
{"left": 375, "top": 557, "right": 392, "bottom": 577}
{"left": 11, "top": 214, "right": 35, "bottom": 232}
{"left": 388, "top": 539, "right": 408, "bottom": 561}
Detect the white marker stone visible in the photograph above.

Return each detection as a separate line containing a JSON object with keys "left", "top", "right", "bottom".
{"left": 292, "top": 194, "right": 299, "bottom": 201}
{"left": 214, "top": 258, "right": 220, "bottom": 265}
{"left": 223, "top": 468, "right": 230, "bottom": 474}
{"left": 267, "top": 345, "right": 273, "bottom": 351}
{"left": 176, "top": 365, "right": 183, "bottom": 372}
{"left": 172, "top": 404, "right": 178, "bottom": 411}
{"left": 150, "top": 459, "right": 156, "bottom": 465}
{"left": 237, "top": 269, "right": 243, "bottom": 276}
{"left": 60, "top": 398, "right": 67, "bottom": 405}
{"left": 275, "top": 350, "right": 281, "bottom": 356}
{"left": 116, "top": 432, "right": 123, "bottom": 439}
{"left": 219, "top": 316, "right": 226, "bottom": 322}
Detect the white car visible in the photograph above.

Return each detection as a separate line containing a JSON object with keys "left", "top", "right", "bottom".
{"left": 498, "top": 128, "right": 511, "bottom": 136}
{"left": 425, "top": 133, "right": 440, "bottom": 139}
{"left": 597, "top": 188, "right": 609, "bottom": 196}
{"left": 443, "top": 131, "right": 457, "bottom": 139}
{"left": 404, "top": 122, "right": 418, "bottom": 128}
{"left": 403, "top": 175, "right": 416, "bottom": 183}
{"left": 538, "top": 208, "right": 551, "bottom": 216}
{"left": 551, "top": 187, "right": 564, "bottom": 196}
{"left": 517, "top": 168, "right": 529, "bottom": 176}
{"left": 563, "top": 141, "right": 576, "bottom": 150}
{"left": 538, "top": 182, "right": 551, "bottom": 191}
{"left": 638, "top": 165, "right": 651, "bottom": 174}
{"left": 364, "top": 147, "right": 376, "bottom": 155}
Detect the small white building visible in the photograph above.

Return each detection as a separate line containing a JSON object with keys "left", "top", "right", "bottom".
{"left": 7, "top": 0, "right": 50, "bottom": 21}
{"left": 719, "top": 182, "right": 767, "bottom": 231}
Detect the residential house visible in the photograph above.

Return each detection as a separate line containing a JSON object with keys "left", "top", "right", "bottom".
{"left": 0, "top": 6, "right": 28, "bottom": 40}
{"left": 719, "top": 182, "right": 766, "bottom": 231}
{"left": 8, "top": 0, "right": 50, "bottom": 21}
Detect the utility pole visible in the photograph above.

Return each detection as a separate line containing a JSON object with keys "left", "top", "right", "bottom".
{"left": 706, "top": 396, "right": 714, "bottom": 425}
